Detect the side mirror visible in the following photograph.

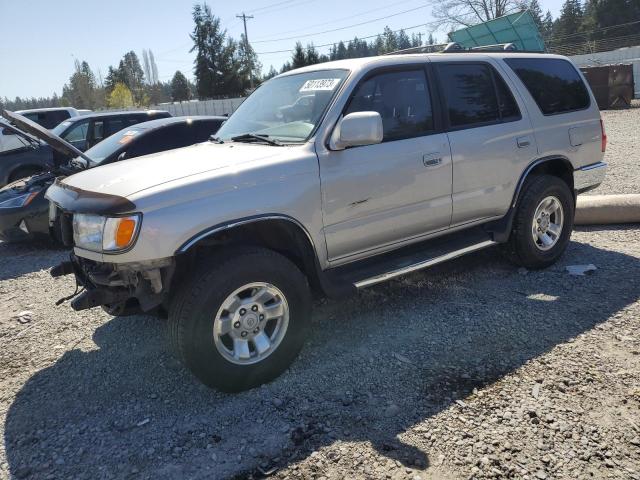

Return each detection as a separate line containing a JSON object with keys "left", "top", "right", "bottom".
{"left": 330, "top": 111, "right": 383, "bottom": 150}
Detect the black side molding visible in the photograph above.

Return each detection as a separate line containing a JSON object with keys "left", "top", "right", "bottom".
{"left": 46, "top": 178, "right": 136, "bottom": 215}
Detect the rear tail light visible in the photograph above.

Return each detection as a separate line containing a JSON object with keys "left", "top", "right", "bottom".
{"left": 600, "top": 118, "right": 607, "bottom": 153}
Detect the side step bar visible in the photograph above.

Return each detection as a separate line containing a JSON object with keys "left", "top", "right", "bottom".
{"left": 321, "top": 226, "right": 500, "bottom": 294}
{"left": 354, "top": 240, "right": 496, "bottom": 288}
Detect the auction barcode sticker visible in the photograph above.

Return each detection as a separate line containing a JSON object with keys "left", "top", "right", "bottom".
{"left": 299, "top": 78, "right": 341, "bottom": 92}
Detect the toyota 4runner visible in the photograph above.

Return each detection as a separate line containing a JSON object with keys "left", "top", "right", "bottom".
{"left": 47, "top": 49, "right": 607, "bottom": 392}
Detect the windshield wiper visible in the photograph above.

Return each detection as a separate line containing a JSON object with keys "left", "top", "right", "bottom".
{"left": 209, "top": 135, "right": 224, "bottom": 144}
{"left": 230, "top": 133, "right": 283, "bottom": 146}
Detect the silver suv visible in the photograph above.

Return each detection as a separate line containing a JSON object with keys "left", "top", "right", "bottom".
{"left": 47, "top": 51, "right": 607, "bottom": 391}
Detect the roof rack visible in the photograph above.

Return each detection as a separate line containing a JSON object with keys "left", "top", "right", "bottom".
{"left": 385, "top": 42, "right": 520, "bottom": 55}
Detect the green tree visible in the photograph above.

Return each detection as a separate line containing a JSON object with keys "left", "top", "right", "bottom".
{"left": 553, "top": 0, "right": 584, "bottom": 39}
{"left": 171, "top": 71, "right": 191, "bottom": 101}
{"left": 305, "top": 43, "right": 320, "bottom": 65}
{"left": 291, "top": 42, "right": 307, "bottom": 68}
{"left": 118, "top": 51, "right": 146, "bottom": 104}
{"left": 237, "top": 33, "right": 262, "bottom": 90}
{"left": 264, "top": 65, "right": 279, "bottom": 80}
{"left": 62, "top": 60, "right": 96, "bottom": 109}
{"left": 190, "top": 3, "right": 230, "bottom": 98}
{"left": 107, "top": 83, "right": 134, "bottom": 108}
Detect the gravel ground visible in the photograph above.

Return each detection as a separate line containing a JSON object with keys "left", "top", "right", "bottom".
{"left": 1, "top": 107, "right": 639, "bottom": 480}
{"left": 592, "top": 100, "right": 640, "bottom": 195}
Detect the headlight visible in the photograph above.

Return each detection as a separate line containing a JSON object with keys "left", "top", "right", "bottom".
{"left": 0, "top": 191, "right": 38, "bottom": 209}
{"left": 73, "top": 213, "right": 141, "bottom": 253}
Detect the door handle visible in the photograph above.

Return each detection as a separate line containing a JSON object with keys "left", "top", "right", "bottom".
{"left": 423, "top": 153, "right": 443, "bottom": 167}
{"left": 517, "top": 136, "right": 532, "bottom": 148}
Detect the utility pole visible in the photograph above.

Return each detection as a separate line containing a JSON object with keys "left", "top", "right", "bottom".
{"left": 236, "top": 12, "right": 255, "bottom": 89}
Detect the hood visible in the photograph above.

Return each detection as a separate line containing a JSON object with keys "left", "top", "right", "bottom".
{"left": 1, "top": 110, "right": 91, "bottom": 163}
{"left": 61, "top": 141, "right": 296, "bottom": 198}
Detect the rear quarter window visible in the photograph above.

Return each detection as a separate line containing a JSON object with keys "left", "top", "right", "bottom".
{"left": 504, "top": 58, "right": 590, "bottom": 115}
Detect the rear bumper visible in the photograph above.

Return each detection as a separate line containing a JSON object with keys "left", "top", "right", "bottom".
{"left": 574, "top": 161, "right": 607, "bottom": 194}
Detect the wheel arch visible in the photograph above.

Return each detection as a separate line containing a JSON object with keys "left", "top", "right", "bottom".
{"left": 174, "top": 215, "right": 330, "bottom": 296}
{"left": 510, "top": 155, "right": 575, "bottom": 209}
{"left": 485, "top": 155, "right": 575, "bottom": 243}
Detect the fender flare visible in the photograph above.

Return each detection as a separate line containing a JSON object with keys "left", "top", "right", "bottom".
{"left": 176, "top": 214, "right": 318, "bottom": 254}
{"left": 484, "top": 155, "right": 574, "bottom": 243}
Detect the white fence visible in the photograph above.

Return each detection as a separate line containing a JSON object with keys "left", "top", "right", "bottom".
{"left": 570, "top": 45, "right": 640, "bottom": 98}
{"left": 151, "top": 97, "right": 246, "bottom": 116}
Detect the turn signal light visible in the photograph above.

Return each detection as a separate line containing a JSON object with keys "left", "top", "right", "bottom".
{"left": 115, "top": 218, "right": 137, "bottom": 249}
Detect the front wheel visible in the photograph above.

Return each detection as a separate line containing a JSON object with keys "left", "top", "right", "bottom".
{"left": 506, "top": 174, "right": 574, "bottom": 269}
{"left": 168, "top": 248, "right": 311, "bottom": 392}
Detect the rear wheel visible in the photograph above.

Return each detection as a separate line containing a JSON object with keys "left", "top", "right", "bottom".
{"left": 168, "top": 247, "right": 311, "bottom": 392}
{"left": 506, "top": 174, "right": 574, "bottom": 269}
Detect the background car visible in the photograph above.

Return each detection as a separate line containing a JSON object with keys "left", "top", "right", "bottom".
{"left": 0, "top": 107, "right": 84, "bottom": 155}
{"left": 0, "top": 109, "right": 171, "bottom": 187}
{"left": 0, "top": 115, "right": 225, "bottom": 243}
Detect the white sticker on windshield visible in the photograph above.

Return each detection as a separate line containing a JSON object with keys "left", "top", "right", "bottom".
{"left": 299, "top": 78, "right": 341, "bottom": 92}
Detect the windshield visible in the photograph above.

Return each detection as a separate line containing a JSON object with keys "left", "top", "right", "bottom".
{"left": 84, "top": 127, "right": 144, "bottom": 166}
{"left": 215, "top": 69, "right": 349, "bottom": 143}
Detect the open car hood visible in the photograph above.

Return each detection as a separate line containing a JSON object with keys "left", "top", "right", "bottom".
{"left": 1, "top": 109, "right": 92, "bottom": 163}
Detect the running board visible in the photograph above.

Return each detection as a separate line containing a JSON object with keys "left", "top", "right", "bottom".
{"left": 322, "top": 226, "right": 498, "bottom": 292}
{"left": 354, "top": 239, "right": 496, "bottom": 288}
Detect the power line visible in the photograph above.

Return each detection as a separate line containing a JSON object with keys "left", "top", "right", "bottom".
{"left": 246, "top": 0, "right": 298, "bottom": 14}
{"left": 252, "top": 4, "right": 430, "bottom": 43}
{"left": 256, "top": 22, "right": 435, "bottom": 55}
{"left": 253, "top": 0, "right": 416, "bottom": 41}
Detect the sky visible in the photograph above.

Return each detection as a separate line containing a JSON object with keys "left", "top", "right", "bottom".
{"left": 0, "top": 0, "right": 565, "bottom": 99}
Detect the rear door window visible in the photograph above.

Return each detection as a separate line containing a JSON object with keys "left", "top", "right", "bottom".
{"left": 436, "top": 63, "right": 521, "bottom": 129}
{"left": 504, "top": 58, "right": 590, "bottom": 115}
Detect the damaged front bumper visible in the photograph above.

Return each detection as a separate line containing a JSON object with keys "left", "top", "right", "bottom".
{"left": 52, "top": 254, "right": 175, "bottom": 312}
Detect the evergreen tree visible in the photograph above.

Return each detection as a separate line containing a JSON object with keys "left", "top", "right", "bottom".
{"left": 237, "top": 33, "right": 262, "bottom": 90}
{"left": 553, "top": 0, "right": 584, "bottom": 39}
{"left": 118, "top": 51, "right": 146, "bottom": 103}
{"left": 62, "top": 60, "right": 96, "bottom": 109}
{"left": 171, "top": 71, "right": 191, "bottom": 101}
{"left": 190, "top": 3, "right": 230, "bottom": 99}
{"left": 291, "top": 42, "right": 307, "bottom": 68}
{"left": 305, "top": 44, "right": 320, "bottom": 65}
{"left": 383, "top": 27, "right": 398, "bottom": 53}
{"left": 542, "top": 10, "right": 554, "bottom": 39}
{"left": 264, "top": 65, "right": 279, "bottom": 80}
{"left": 397, "top": 30, "right": 412, "bottom": 50}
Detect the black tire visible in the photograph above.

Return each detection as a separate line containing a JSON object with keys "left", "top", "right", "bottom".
{"left": 8, "top": 167, "right": 41, "bottom": 183}
{"left": 168, "top": 247, "right": 311, "bottom": 392}
{"left": 505, "top": 174, "right": 574, "bottom": 269}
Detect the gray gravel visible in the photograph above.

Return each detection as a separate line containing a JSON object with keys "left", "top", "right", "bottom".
{"left": 1, "top": 106, "right": 639, "bottom": 480}
{"left": 591, "top": 100, "right": 640, "bottom": 195}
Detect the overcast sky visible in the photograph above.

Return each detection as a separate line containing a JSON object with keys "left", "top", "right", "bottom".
{"left": 0, "top": 0, "right": 564, "bottom": 99}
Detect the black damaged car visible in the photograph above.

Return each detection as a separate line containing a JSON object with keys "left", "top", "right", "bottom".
{"left": 0, "top": 112, "right": 226, "bottom": 242}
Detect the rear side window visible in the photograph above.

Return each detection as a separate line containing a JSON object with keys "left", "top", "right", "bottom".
{"left": 436, "top": 63, "right": 521, "bottom": 128}
{"left": 346, "top": 69, "right": 434, "bottom": 142}
{"left": 22, "top": 110, "right": 70, "bottom": 129}
{"left": 504, "top": 58, "right": 590, "bottom": 115}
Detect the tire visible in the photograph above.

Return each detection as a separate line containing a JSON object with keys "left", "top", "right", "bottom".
{"left": 9, "top": 167, "right": 41, "bottom": 183}
{"left": 168, "top": 247, "right": 311, "bottom": 392}
{"left": 505, "top": 174, "right": 574, "bottom": 269}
